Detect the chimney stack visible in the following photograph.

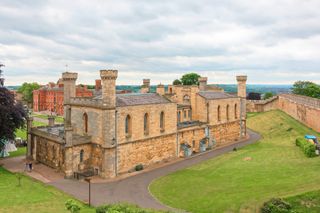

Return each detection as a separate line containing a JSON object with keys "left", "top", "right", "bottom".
{"left": 95, "top": 79, "right": 102, "bottom": 91}
{"left": 198, "top": 77, "right": 207, "bottom": 91}
{"left": 141, "top": 79, "right": 150, "bottom": 93}
{"left": 156, "top": 84, "right": 165, "bottom": 95}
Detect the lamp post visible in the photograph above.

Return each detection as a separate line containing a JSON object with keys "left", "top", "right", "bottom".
{"left": 84, "top": 177, "right": 91, "bottom": 206}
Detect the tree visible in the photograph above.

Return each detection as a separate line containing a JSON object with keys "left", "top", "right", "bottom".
{"left": 247, "top": 92, "right": 261, "bottom": 100}
{"left": 263, "top": 92, "right": 274, "bottom": 100}
{"left": 0, "top": 87, "right": 27, "bottom": 141}
{"left": 0, "top": 63, "right": 4, "bottom": 87}
{"left": 173, "top": 79, "right": 182, "bottom": 85}
{"left": 292, "top": 81, "right": 320, "bottom": 98}
{"left": 17, "top": 82, "right": 41, "bottom": 103}
{"left": 180, "top": 73, "right": 201, "bottom": 85}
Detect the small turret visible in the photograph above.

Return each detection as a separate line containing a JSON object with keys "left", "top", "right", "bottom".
{"left": 236, "top": 75, "right": 247, "bottom": 98}
{"left": 100, "top": 70, "right": 118, "bottom": 108}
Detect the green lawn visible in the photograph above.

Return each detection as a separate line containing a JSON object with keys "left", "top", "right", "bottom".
{"left": 0, "top": 167, "right": 95, "bottom": 213}
{"left": 149, "top": 110, "right": 320, "bottom": 213}
{"left": 32, "top": 113, "right": 64, "bottom": 123}
{"left": 15, "top": 120, "right": 47, "bottom": 140}
{"left": 8, "top": 147, "right": 26, "bottom": 158}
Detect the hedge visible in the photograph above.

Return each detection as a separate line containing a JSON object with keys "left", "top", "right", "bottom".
{"left": 261, "top": 198, "right": 292, "bottom": 213}
{"left": 295, "top": 137, "right": 317, "bottom": 158}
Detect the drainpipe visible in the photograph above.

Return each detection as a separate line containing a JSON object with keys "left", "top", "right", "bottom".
{"left": 115, "top": 110, "right": 118, "bottom": 176}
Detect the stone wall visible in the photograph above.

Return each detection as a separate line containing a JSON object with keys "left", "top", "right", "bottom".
{"left": 32, "top": 135, "right": 64, "bottom": 170}
{"left": 117, "top": 103, "right": 177, "bottom": 144}
{"left": 210, "top": 121, "right": 241, "bottom": 146}
{"left": 117, "top": 133, "right": 177, "bottom": 174}
{"left": 246, "top": 96, "right": 279, "bottom": 112}
{"left": 278, "top": 94, "right": 320, "bottom": 132}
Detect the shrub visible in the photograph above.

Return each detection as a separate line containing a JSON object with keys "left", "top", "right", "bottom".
{"left": 261, "top": 198, "right": 292, "bottom": 213}
{"left": 96, "top": 203, "right": 169, "bottom": 213}
{"left": 65, "top": 199, "right": 81, "bottom": 213}
{"left": 295, "top": 137, "right": 317, "bottom": 158}
{"left": 135, "top": 164, "right": 144, "bottom": 171}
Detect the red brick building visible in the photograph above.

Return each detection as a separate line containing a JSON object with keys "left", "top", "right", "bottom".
{"left": 33, "top": 79, "right": 93, "bottom": 115}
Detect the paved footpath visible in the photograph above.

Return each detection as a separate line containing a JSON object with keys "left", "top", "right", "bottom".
{"left": 48, "top": 129, "right": 261, "bottom": 211}
{"left": 1, "top": 129, "right": 260, "bottom": 212}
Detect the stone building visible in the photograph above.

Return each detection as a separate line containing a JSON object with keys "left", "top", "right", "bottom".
{"left": 27, "top": 69, "right": 247, "bottom": 179}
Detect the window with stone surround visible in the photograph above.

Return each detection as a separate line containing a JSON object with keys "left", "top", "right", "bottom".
{"left": 177, "top": 111, "right": 181, "bottom": 123}
{"left": 80, "top": 149, "right": 84, "bottom": 163}
{"left": 217, "top": 105, "right": 221, "bottom": 122}
{"left": 183, "top": 95, "right": 190, "bottom": 104}
{"left": 83, "top": 113, "right": 88, "bottom": 134}
{"left": 160, "top": 111, "right": 165, "bottom": 132}
{"left": 188, "top": 109, "right": 192, "bottom": 119}
{"left": 125, "top": 115, "right": 132, "bottom": 136}
{"left": 234, "top": 104, "right": 238, "bottom": 119}
{"left": 226, "top": 105, "right": 230, "bottom": 120}
{"left": 144, "top": 113, "right": 149, "bottom": 135}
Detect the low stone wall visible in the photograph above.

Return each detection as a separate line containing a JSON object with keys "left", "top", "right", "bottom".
{"left": 246, "top": 96, "right": 279, "bottom": 112}
{"left": 278, "top": 94, "right": 320, "bottom": 132}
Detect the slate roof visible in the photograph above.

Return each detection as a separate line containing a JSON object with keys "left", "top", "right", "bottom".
{"left": 198, "top": 91, "right": 237, "bottom": 100}
{"left": 94, "top": 93, "right": 171, "bottom": 107}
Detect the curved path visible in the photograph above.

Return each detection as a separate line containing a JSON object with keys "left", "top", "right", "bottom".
{"left": 49, "top": 129, "right": 261, "bottom": 211}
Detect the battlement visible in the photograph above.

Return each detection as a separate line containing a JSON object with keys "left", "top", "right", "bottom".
{"left": 62, "top": 72, "right": 78, "bottom": 81}
{"left": 236, "top": 75, "right": 247, "bottom": 82}
{"left": 100, "top": 70, "right": 118, "bottom": 80}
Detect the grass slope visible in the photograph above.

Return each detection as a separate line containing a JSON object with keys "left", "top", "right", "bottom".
{"left": 149, "top": 110, "right": 320, "bottom": 213}
{"left": 0, "top": 167, "right": 95, "bottom": 213}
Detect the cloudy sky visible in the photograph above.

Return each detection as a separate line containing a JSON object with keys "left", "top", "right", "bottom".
{"left": 1, "top": 0, "right": 320, "bottom": 85}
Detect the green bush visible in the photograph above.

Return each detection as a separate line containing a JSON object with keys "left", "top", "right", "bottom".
{"left": 135, "top": 164, "right": 144, "bottom": 171}
{"left": 96, "top": 203, "right": 169, "bottom": 213}
{"left": 295, "top": 137, "right": 317, "bottom": 158}
{"left": 261, "top": 198, "right": 292, "bottom": 213}
{"left": 65, "top": 199, "right": 81, "bottom": 213}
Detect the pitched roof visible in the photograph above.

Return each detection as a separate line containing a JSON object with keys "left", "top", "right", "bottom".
{"left": 198, "top": 91, "right": 237, "bottom": 100}
{"left": 116, "top": 93, "right": 171, "bottom": 107}
{"left": 94, "top": 93, "right": 171, "bottom": 107}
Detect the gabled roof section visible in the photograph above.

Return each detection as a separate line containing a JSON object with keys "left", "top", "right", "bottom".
{"left": 198, "top": 91, "right": 237, "bottom": 100}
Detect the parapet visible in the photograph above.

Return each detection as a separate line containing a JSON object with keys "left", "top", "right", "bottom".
{"left": 100, "top": 70, "right": 118, "bottom": 80}
{"left": 62, "top": 72, "right": 78, "bottom": 81}
{"left": 236, "top": 75, "right": 247, "bottom": 82}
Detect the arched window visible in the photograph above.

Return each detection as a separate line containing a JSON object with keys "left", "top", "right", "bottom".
{"left": 144, "top": 113, "right": 149, "bottom": 135}
{"left": 183, "top": 95, "right": 190, "bottom": 104}
{"left": 217, "top": 105, "right": 221, "bottom": 121}
{"left": 125, "top": 115, "right": 131, "bottom": 135}
{"left": 226, "top": 105, "right": 230, "bottom": 121}
{"left": 80, "top": 149, "right": 84, "bottom": 163}
{"left": 177, "top": 111, "right": 181, "bottom": 123}
{"left": 234, "top": 104, "right": 238, "bottom": 119}
{"left": 83, "top": 113, "right": 88, "bottom": 133}
{"left": 160, "top": 111, "right": 165, "bottom": 131}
